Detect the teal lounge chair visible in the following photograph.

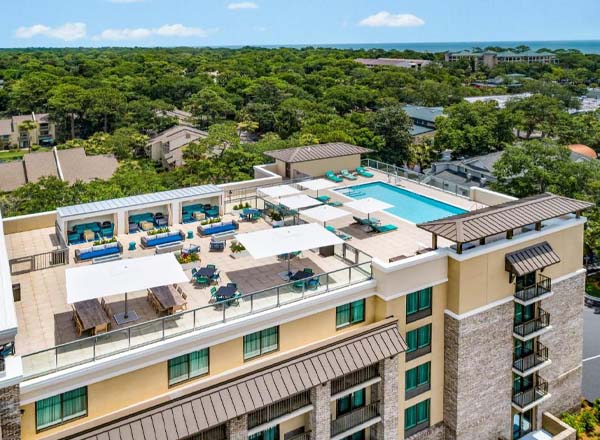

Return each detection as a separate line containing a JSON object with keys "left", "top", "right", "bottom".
{"left": 353, "top": 216, "right": 371, "bottom": 226}
{"left": 325, "top": 171, "right": 343, "bottom": 183}
{"left": 316, "top": 195, "right": 331, "bottom": 203}
{"left": 372, "top": 224, "right": 398, "bottom": 233}
{"left": 341, "top": 169, "right": 357, "bottom": 180}
{"left": 325, "top": 225, "right": 351, "bottom": 241}
{"left": 355, "top": 166, "right": 374, "bottom": 178}
{"left": 327, "top": 201, "right": 343, "bottom": 207}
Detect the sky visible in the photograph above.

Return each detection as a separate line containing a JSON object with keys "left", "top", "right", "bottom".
{"left": 2, "top": 0, "right": 600, "bottom": 48}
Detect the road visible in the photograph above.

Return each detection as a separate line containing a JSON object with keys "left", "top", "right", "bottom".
{"left": 583, "top": 305, "right": 600, "bottom": 402}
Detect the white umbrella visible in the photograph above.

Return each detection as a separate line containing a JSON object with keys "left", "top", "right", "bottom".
{"left": 66, "top": 254, "right": 189, "bottom": 324}
{"left": 298, "top": 179, "right": 337, "bottom": 197}
{"left": 301, "top": 205, "right": 350, "bottom": 226}
{"left": 258, "top": 184, "right": 301, "bottom": 198}
{"left": 345, "top": 197, "right": 393, "bottom": 220}
{"left": 279, "top": 194, "right": 322, "bottom": 211}
{"left": 235, "top": 223, "right": 343, "bottom": 275}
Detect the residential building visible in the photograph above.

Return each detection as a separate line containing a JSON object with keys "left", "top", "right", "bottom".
{"left": 0, "top": 147, "right": 118, "bottom": 192}
{"left": 156, "top": 109, "right": 195, "bottom": 127}
{"left": 445, "top": 50, "right": 558, "bottom": 69}
{"left": 402, "top": 105, "right": 444, "bottom": 138}
{"left": 471, "top": 74, "right": 529, "bottom": 89}
{"left": 146, "top": 125, "right": 208, "bottom": 169}
{"left": 0, "top": 143, "right": 585, "bottom": 440}
{"left": 354, "top": 58, "right": 432, "bottom": 70}
{"left": 0, "top": 113, "right": 56, "bottom": 149}
{"left": 464, "top": 93, "right": 532, "bottom": 109}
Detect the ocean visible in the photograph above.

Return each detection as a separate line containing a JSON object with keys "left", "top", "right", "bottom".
{"left": 256, "top": 40, "right": 600, "bottom": 54}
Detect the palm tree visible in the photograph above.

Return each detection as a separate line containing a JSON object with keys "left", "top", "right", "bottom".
{"left": 18, "top": 120, "right": 38, "bottom": 152}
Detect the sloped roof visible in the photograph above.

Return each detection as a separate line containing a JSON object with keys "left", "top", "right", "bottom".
{"left": 23, "top": 150, "right": 58, "bottom": 182}
{"left": 417, "top": 193, "right": 593, "bottom": 244}
{"left": 403, "top": 105, "right": 444, "bottom": 123}
{"left": 568, "top": 144, "right": 597, "bottom": 160}
{"left": 264, "top": 143, "right": 372, "bottom": 163}
{"left": 0, "top": 119, "right": 12, "bottom": 136}
{"left": 57, "top": 148, "right": 118, "bottom": 183}
{"left": 0, "top": 161, "right": 26, "bottom": 192}
{"left": 66, "top": 320, "right": 405, "bottom": 440}
{"left": 505, "top": 241, "right": 560, "bottom": 276}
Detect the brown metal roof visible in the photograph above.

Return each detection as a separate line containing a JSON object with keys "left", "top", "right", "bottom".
{"left": 66, "top": 320, "right": 405, "bottom": 440}
{"left": 57, "top": 148, "right": 118, "bottom": 183}
{"left": 505, "top": 241, "right": 560, "bottom": 276}
{"left": 264, "top": 143, "right": 373, "bottom": 164}
{"left": 0, "top": 161, "right": 26, "bottom": 192}
{"left": 417, "top": 193, "right": 593, "bottom": 244}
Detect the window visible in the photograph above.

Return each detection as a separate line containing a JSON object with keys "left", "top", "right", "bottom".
{"left": 514, "top": 303, "right": 535, "bottom": 325}
{"left": 516, "top": 273, "right": 536, "bottom": 292}
{"left": 35, "top": 387, "right": 87, "bottom": 431}
{"left": 336, "top": 388, "right": 366, "bottom": 416}
{"left": 406, "top": 324, "right": 432, "bottom": 361}
{"left": 244, "top": 326, "right": 279, "bottom": 360}
{"left": 406, "top": 287, "right": 432, "bottom": 322}
{"left": 405, "top": 362, "right": 431, "bottom": 399}
{"left": 168, "top": 348, "right": 209, "bottom": 386}
{"left": 405, "top": 399, "right": 430, "bottom": 435}
{"left": 512, "top": 409, "right": 533, "bottom": 439}
{"left": 336, "top": 299, "right": 365, "bottom": 329}
{"left": 249, "top": 425, "right": 279, "bottom": 440}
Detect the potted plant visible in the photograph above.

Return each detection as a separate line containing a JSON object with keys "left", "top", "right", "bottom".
{"left": 229, "top": 240, "right": 248, "bottom": 259}
{"left": 269, "top": 211, "right": 284, "bottom": 228}
{"left": 231, "top": 204, "right": 242, "bottom": 216}
{"left": 176, "top": 251, "right": 200, "bottom": 269}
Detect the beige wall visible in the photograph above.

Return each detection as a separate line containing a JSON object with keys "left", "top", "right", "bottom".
{"left": 291, "top": 156, "right": 361, "bottom": 179}
{"left": 469, "top": 187, "right": 518, "bottom": 206}
{"left": 3, "top": 211, "right": 57, "bottom": 234}
{"left": 278, "top": 413, "right": 310, "bottom": 439}
{"left": 22, "top": 297, "right": 378, "bottom": 439}
{"left": 447, "top": 224, "right": 584, "bottom": 315}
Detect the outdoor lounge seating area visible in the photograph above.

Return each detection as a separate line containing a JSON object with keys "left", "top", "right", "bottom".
{"left": 141, "top": 230, "right": 185, "bottom": 248}
{"left": 128, "top": 212, "right": 169, "bottom": 233}
{"left": 74, "top": 241, "right": 123, "bottom": 261}
{"left": 67, "top": 221, "right": 115, "bottom": 244}
{"left": 198, "top": 219, "right": 239, "bottom": 236}
{"left": 182, "top": 204, "right": 220, "bottom": 223}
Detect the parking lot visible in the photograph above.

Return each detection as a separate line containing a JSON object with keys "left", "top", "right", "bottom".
{"left": 583, "top": 305, "right": 600, "bottom": 402}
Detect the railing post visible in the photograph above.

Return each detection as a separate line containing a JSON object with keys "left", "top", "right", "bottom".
{"left": 93, "top": 336, "right": 96, "bottom": 361}
{"left": 277, "top": 287, "right": 280, "bottom": 307}
{"left": 162, "top": 318, "right": 165, "bottom": 340}
{"left": 250, "top": 294, "right": 254, "bottom": 312}
{"left": 128, "top": 328, "right": 131, "bottom": 350}
{"left": 223, "top": 302, "right": 226, "bottom": 322}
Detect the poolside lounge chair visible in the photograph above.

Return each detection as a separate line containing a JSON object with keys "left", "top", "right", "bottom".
{"left": 316, "top": 195, "right": 331, "bottom": 203}
{"left": 355, "top": 166, "right": 374, "bottom": 178}
{"left": 327, "top": 201, "right": 343, "bottom": 207}
{"left": 325, "top": 171, "right": 343, "bottom": 183}
{"left": 372, "top": 224, "right": 398, "bottom": 233}
{"left": 341, "top": 169, "right": 357, "bottom": 180}
{"left": 325, "top": 225, "right": 352, "bottom": 241}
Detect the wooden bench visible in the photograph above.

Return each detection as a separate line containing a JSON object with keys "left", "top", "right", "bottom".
{"left": 92, "top": 254, "right": 122, "bottom": 264}
{"left": 155, "top": 241, "right": 184, "bottom": 254}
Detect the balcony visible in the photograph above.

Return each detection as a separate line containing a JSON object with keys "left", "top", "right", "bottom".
{"left": 513, "top": 342, "right": 550, "bottom": 375}
{"left": 248, "top": 391, "right": 311, "bottom": 429}
{"left": 331, "top": 401, "right": 380, "bottom": 439}
{"left": 514, "top": 274, "right": 552, "bottom": 304}
{"left": 513, "top": 308, "right": 551, "bottom": 340}
{"left": 331, "top": 364, "right": 379, "bottom": 396}
{"left": 512, "top": 376, "right": 549, "bottom": 410}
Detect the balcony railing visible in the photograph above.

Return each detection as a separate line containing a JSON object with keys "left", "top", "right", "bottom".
{"left": 286, "top": 432, "right": 311, "bottom": 440}
{"left": 514, "top": 274, "right": 552, "bottom": 302}
{"left": 21, "top": 261, "right": 372, "bottom": 380}
{"left": 512, "top": 376, "right": 549, "bottom": 408}
{"left": 331, "top": 401, "right": 380, "bottom": 437}
{"left": 331, "top": 364, "right": 379, "bottom": 395}
{"left": 248, "top": 391, "right": 311, "bottom": 429}
{"left": 513, "top": 342, "right": 549, "bottom": 373}
{"left": 513, "top": 308, "right": 550, "bottom": 338}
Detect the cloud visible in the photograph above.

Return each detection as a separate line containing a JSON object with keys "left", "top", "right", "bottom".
{"left": 15, "top": 22, "right": 87, "bottom": 41}
{"left": 359, "top": 11, "right": 425, "bottom": 28}
{"left": 227, "top": 2, "right": 258, "bottom": 10}
{"left": 96, "top": 24, "right": 209, "bottom": 40}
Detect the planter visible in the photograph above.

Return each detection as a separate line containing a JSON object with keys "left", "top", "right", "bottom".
{"left": 231, "top": 250, "right": 250, "bottom": 259}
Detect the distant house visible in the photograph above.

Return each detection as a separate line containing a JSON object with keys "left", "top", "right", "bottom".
{"left": 146, "top": 125, "right": 208, "bottom": 169}
{"left": 0, "top": 112, "right": 56, "bottom": 149}
{"left": 402, "top": 105, "right": 444, "bottom": 138}
{"left": 471, "top": 73, "right": 529, "bottom": 89}
{"left": 0, "top": 147, "right": 118, "bottom": 192}
{"left": 354, "top": 58, "right": 432, "bottom": 70}
{"left": 156, "top": 108, "right": 194, "bottom": 127}
{"left": 464, "top": 93, "right": 532, "bottom": 109}
{"left": 445, "top": 50, "right": 558, "bottom": 69}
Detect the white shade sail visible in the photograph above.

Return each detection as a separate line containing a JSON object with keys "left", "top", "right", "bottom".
{"left": 258, "top": 184, "right": 301, "bottom": 198}
{"left": 344, "top": 197, "right": 393, "bottom": 215}
{"left": 279, "top": 194, "right": 322, "bottom": 210}
{"left": 235, "top": 223, "right": 343, "bottom": 259}
{"left": 66, "top": 254, "right": 189, "bottom": 304}
{"left": 298, "top": 179, "right": 338, "bottom": 192}
{"left": 301, "top": 205, "right": 350, "bottom": 224}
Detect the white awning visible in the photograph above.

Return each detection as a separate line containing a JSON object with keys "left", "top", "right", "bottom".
{"left": 235, "top": 223, "right": 343, "bottom": 259}
{"left": 258, "top": 184, "right": 301, "bottom": 198}
{"left": 298, "top": 179, "right": 338, "bottom": 192}
{"left": 65, "top": 254, "right": 189, "bottom": 303}
{"left": 301, "top": 205, "right": 350, "bottom": 224}
{"left": 345, "top": 197, "right": 393, "bottom": 215}
{"left": 279, "top": 194, "right": 322, "bottom": 210}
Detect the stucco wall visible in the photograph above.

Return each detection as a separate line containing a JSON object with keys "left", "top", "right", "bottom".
{"left": 2, "top": 211, "right": 57, "bottom": 234}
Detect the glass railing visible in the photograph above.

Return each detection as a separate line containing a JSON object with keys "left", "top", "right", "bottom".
{"left": 362, "top": 158, "right": 471, "bottom": 198}
{"left": 21, "top": 262, "right": 373, "bottom": 381}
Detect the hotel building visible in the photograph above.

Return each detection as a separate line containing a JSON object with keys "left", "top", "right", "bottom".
{"left": 0, "top": 143, "right": 585, "bottom": 440}
{"left": 444, "top": 51, "right": 558, "bottom": 69}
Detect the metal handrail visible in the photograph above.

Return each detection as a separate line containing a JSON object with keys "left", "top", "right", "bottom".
{"left": 21, "top": 260, "right": 373, "bottom": 380}
{"left": 514, "top": 274, "right": 552, "bottom": 302}
{"left": 513, "top": 341, "right": 549, "bottom": 372}
{"left": 330, "top": 401, "right": 380, "bottom": 437}
{"left": 512, "top": 376, "right": 549, "bottom": 408}
{"left": 513, "top": 308, "right": 550, "bottom": 337}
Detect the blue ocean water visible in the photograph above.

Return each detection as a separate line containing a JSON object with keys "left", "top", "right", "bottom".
{"left": 336, "top": 182, "right": 467, "bottom": 224}
{"left": 256, "top": 40, "right": 600, "bottom": 54}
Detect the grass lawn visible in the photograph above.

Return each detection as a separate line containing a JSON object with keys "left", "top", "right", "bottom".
{"left": 586, "top": 277, "right": 600, "bottom": 298}
{"left": 0, "top": 150, "right": 25, "bottom": 161}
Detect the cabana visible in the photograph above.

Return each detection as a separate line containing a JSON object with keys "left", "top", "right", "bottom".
{"left": 66, "top": 254, "right": 189, "bottom": 325}
{"left": 56, "top": 185, "right": 223, "bottom": 244}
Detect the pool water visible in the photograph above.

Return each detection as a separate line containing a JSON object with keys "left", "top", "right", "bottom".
{"left": 336, "top": 181, "right": 467, "bottom": 223}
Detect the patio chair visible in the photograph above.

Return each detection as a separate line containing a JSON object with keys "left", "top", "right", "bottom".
{"left": 232, "top": 291, "right": 242, "bottom": 306}
{"left": 307, "top": 278, "right": 321, "bottom": 290}
{"left": 341, "top": 169, "right": 357, "bottom": 180}
{"left": 372, "top": 224, "right": 398, "bottom": 233}
{"left": 303, "top": 268, "right": 313, "bottom": 274}
{"left": 227, "top": 282, "right": 237, "bottom": 289}
{"left": 355, "top": 166, "right": 374, "bottom": 178}
{"left": 211, "top": 270, "right": 221, "bottom": 282}
{"left": 210, "top": 286, "right": 218, "bottom": 300}
{"left": 327, "top": 201, "right": 343, "bottom": 207}
{"left": 293, "top": 280, "right": 306, "bottom": 291}
{"left": 191, "top": 268, "right": 198, "bottom": 276}
{"left": 325, "top": 170, "right": 343, "bottom": 183}
{"left": 195, "top": 276, "right": 210, "bottom": 287}
{"left": 207, "top": 264, "right": 216, "bottom": 270}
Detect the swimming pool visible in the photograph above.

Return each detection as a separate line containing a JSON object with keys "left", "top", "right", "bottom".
{"left": 336, "top": 181, "right": 467, "bottom": 223}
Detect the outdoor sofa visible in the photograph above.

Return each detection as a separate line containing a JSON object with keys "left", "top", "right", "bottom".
{"left": 75, "top": 241, "right": 123, "bottom": 261}
{"left": 141, "top": 230, "right": 185, "bottom": 248}
{"left": 197, "top": 220, "right": 239, "bottom": 236}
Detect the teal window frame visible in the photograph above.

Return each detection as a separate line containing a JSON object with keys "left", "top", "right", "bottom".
{"left": 336, "top": 299, "right": 366, "bottom": 329}
{"left": 406, "top": 287, "right": 432, "bottom": 317}
{"left": 249, "top": 425, "right": 279, "bottom": 440}
{"left": 244, "top": 326, "right": 279, "bottom": 360}
{"left": 406, "top": 324, "right": 432, "bottom": 353}
{"left": 404, "top": 399, "right": 430, "bottom": 430}
{"left": 336, "top": 388, "right": 366, "bottom": 416}
{"left": 406, "top": 362, "right": 431, "bottom": 391}
{"left": 35, "top": 387, "right": 88, "bottom": 432}
{"left": 168, "top": 348, "right": 209, "bottom": 386}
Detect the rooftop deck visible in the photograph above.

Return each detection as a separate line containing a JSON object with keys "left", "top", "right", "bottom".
{"left": 5, "top": 167, "right": 474, "bottom": 379}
